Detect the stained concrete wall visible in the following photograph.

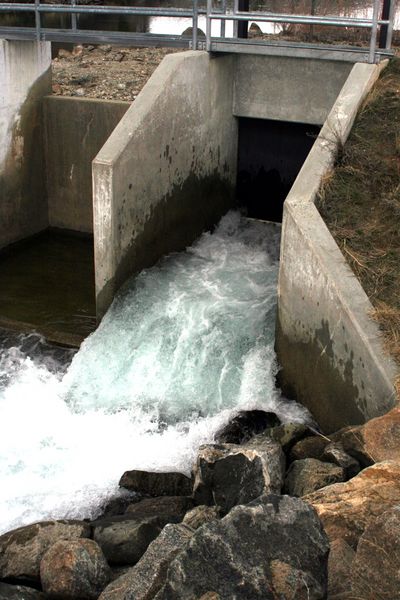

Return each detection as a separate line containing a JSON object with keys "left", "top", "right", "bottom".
{"left": 0, "top": 40, "right": 51, "bottom": 249}
{"left": 276, "top": 61, "right": 398, "bottom": 433}
{"left": 44, "top": 96, "right": 129, "bottom": 233}
{"left": 93, "top": 51, "right": 237, "bottom": 318}
{"left": 233, "top": 55, "right": 353, "bottom": 125}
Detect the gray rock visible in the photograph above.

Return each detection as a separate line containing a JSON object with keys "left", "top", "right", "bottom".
{"left": 261, "top": 423, "right": 309, "bottom": 451}
{"left": 0, "top": 582, "right": 45, "bottom": 599}
{"left": 0, "top": 520, "right": 91, "bottom": 583}
{"left": 124, "top": 496, "right": 193, "bottom": 521}
{"left": 328, "top": 539, "right": 355, "bottom": 597}
{"left": 40, "top": 538, "right": 111, "bottom": 600}
{"left": 182, "top": 505, "right": 220, "bottom": 530}
{"left": 193, "top": 439, "right": 285, "bottom": 513}
{"left": 352, "top": 505, "right": 400, "bottom": 600}
{"left": 215, "top": 410, "right": 280, "bottom": 445}
{"left": 289, "top": 435, "right": 329, "bottom": 461}
{"left": 92, "top": 516, "right": 162, "bottom": 566}
{"left": 119, "top": 471, "right": 192, "bottom": 497}
{"left": 161, "top": 494, "right": 329, "bottom": 599}
{"left": 99, "top": 523, "right": 193, "bottom": 600}
{"left": 322, "top": 442, "right": 360, "bottom": 478}
{"left": 284, "top": 458, "right": 345, "bottom": 497}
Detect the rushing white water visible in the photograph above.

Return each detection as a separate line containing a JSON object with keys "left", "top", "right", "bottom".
{"left": 0, "top": 212, "right": 311, "bottom": 535}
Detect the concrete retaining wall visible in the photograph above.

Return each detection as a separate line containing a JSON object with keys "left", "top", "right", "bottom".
{"left": 233, "top": 55, "right": 352, "bottom": 125}
{"left": 0, "top": 40, "right": 51, "bottom": 249}
{"left": 44, "top": 96, "right": 129, "bottom": 233}
{"left": 93, "top": 51, "right": 237, "bottom": 318}
{"left": 276, "top": 61, "right": 399, "bottom": 433}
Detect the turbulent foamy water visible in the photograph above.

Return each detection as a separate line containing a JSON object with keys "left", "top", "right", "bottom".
{"left": 0, "top": 212, "right": 311, "bottom": 534}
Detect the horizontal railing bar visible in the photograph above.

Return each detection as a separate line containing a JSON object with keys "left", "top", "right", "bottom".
{"left": 0, "top": 25, "right": 196, "bottom": 46}
{"left": 0, "top": 4, "right": 206, "bottom": 17}
{"left": 208, "top": 12, "right": 390, "bottom": 29}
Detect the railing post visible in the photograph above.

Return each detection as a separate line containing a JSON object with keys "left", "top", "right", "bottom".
{"left": 369, "top": 0, "right": 380, "bottom": 63}
{"left": 238, "top": 0, "right": 249, "bottom": 39}
{"left": 233, "top": 0, "right": 239, "bottom": 38}
{"left": 220, "top": 0, "right": 226, "bottom": 38}
{"left": 192, "top": 0, "right": 198, "bottom": 49}
{"left": 206, "top": 0, "right": 212, "bottom": 50}
{"left": 383, "top": 0, "right": 395, "bottom": 50}
{"left": 35, "top": 0, "right": 41, "bottom": 41}
{"left": 71, "top": 0, "right": 78, "bottom": 32}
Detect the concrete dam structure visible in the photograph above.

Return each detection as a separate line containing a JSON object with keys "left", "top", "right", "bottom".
{"left": 0, "top": 38, "right": 398, "bottom": 433}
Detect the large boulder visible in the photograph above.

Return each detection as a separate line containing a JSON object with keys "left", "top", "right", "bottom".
{"left": 215, "top": 410, "right": 280, "bottom": 444}
{"left": 193, "top": 439, "right": 285, "bottom": 513}
{"left": 0, "top": 520, "right": 91, "bottom": 583}
{"left": 92, "top": 515, "right": 162, "bottom": 566}
{"left": 284, "top": 458, "right": 345, "bottom": 496}
{"left": 351, "top": 506, "right": 400, "bottom": 599}
{"left": 333, "top": 407, "right": 400, "bottom": 467}
{"left": 304, "top": 461, "right": 400, "bottom": 548}
{"left": 99, "top": 523, "right": 193, "bottom": 600}
{"left": 0, "top": 583, "right": 45, "bottom": 599}
{"left": 40, "top": 538, "right": 111, "bottom": 600}
{"left": 124, "top": 496, "right": 193, "bottom": 521}
{"left": 160, "top": 495, "right": 329, "bottom": 599}
{"left": 119, "top": 471, "right": 192, "bottom": 497}
{"left": 261, "top": 423, "right": 310, "bottom": 452}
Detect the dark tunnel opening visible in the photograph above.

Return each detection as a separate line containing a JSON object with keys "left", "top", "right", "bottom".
{"left": 236, "top": 117, "right": 321, "bottom": 222}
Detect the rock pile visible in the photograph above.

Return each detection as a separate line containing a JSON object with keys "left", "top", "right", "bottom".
{"left": 2, "top": 407, "right": 400, "bottom": 599}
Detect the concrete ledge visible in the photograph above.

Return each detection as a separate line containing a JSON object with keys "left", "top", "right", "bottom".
{"left": 93, "top": 51, "right": 237, "bottom": 318}
{"left": 276, "top": 61, "right": 398, "bottom": 432}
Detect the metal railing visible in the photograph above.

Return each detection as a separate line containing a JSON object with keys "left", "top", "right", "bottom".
{"left": 206, "top": 0, "right": 395, "bottom": 63}
{"left": 0, "top": 1, "right": 206, "bottom": 50}
{"left": 0, "top": 0, "right": 396, "bottom": 62}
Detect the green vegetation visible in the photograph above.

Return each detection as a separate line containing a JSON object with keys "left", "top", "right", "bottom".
{"left": 317, "top": 58, "right": 400, "bottom": 390}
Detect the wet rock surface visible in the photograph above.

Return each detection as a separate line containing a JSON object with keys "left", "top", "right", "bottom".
{"left": 40, "top": 538, "right": 111, "bottom": 600}
{"left": 124, "top": 496, "right": 193, "bottom": 521}
{"left": 0, "top": 520, "right": 91, "bottom": 583}
{"left": 304, "top": 461, "right": 400, "bottom": 548}
{"left": 284, "top": 458, "right": 345, "bottom": 496}
{"left": 160, "top": 495, "right": 329, "bottom": 600}
{"left": 99, "top": 523, "right": 193, "bottom": 600}
{"left": 193, "top": 439, "right": 285, "bottom": 513}
{"left": 215, "top": 410, "right": 281, "bottom": 444}
{"left": 119, "top": 470, "right": 192, "bottom": 497}
{"left": 261, "top": 422, "right": 310, "bottom": 451}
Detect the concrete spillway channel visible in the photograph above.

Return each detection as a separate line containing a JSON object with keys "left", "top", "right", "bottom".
{"left": 0, "top": 40, "right": 398, "bottom": 432}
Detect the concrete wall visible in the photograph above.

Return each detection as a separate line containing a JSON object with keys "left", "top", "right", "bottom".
{"left": 44, "top": 96, "right": 129, "bottom": 233}
{"left": 93, "top": 51, "right": 237, "bottom": 318}
{"left": 0, "top": 40, "right": 51, "bottom": 249}
{"left": 233, "top": 55, "right": 353, "bottom": 125}
{"left": 276, "top": 61, "right": 399, "bottom": 433}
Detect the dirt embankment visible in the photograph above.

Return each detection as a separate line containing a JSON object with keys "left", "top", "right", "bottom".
{"left": 317, "top": 58, "right": 400, "bottom": 390}
{"left": 51, "top": 45, "right": 181, "bottom": 101}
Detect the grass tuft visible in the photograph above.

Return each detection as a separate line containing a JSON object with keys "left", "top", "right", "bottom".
{"left": 317, "top": 58, "right": 400, "bottom": 379}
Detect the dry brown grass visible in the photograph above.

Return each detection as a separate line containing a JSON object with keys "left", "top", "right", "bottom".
{"left": 317, "top": 58, "right": 400, "bottom": 375}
